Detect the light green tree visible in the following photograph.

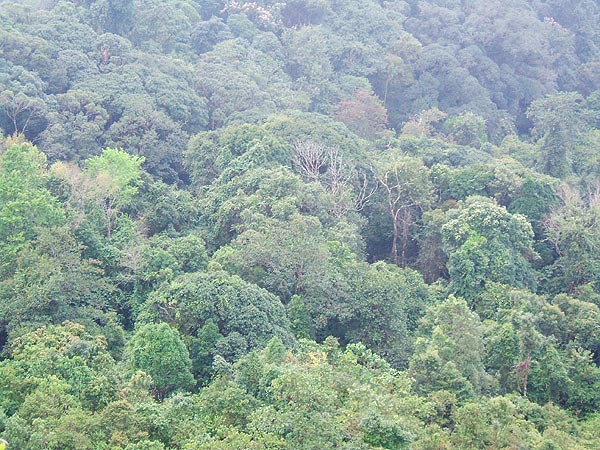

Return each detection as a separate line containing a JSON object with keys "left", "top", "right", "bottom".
{"left": 409, "top": 295, "right": 492, "bottom": 400}
{"left": 84, "top": 147, "right": 144, "bottom": 239}
{"left": 0, "top": 141, "right": 64, "bottom": 278}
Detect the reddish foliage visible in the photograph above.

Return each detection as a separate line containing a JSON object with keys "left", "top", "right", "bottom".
{"left": 335, "top": 90, "right": 389, "bottom": 140}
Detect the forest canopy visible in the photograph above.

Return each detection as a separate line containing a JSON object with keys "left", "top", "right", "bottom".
{"left": 1, "top": 0, "right": 600, "bottom": 448}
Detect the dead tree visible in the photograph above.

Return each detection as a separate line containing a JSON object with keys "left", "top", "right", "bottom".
{"left": 379, "top": 165, "right": 425, "bottom": 267}
{"left": 292, "top": 139, "right": 327, "bottom": 181}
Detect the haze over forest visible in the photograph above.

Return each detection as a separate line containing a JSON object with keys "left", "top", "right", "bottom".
{"left": 1, "top": 0, "right": 600, "bottom": 448}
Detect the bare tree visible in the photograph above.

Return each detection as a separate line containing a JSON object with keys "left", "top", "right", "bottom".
{"left": 325, "top": 146, "right": 347, "bottom": 196}
{"left": 354, "top": 171, "right": 378, "bottom": 212}
{"left": 378, "top": 158, "right": 431, "bottom": 267}
{"left": 293, "top": 140, "right": 378, "bottom": 218}
{"left": 380, "top": 168, "right": 417, "bottom": 266}
{"left": 324, "top": 146, "right": 354, "bottom": 218}
{"left": 292, "top": 139, "right": 327, "bottom": 181}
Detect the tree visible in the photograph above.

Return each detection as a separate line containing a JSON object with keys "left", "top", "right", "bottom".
{"left": 199, "top": 164, "right": 338, "bottom": 250}
{"left": 185, "top": 123, "right": 288, "bottom": 189}
{"left": 84, "top": 147, "right": 144, "bottom": 239}
{"left": 0, "top": 226, "right": 114, "bottom": 343}
{"left": 126, "top": 323, "right": 194, "bottom": 399}
{"left": 194, "top": 41, "right": 299, "bottom": 129}
{"left": 292, "top": 139, "right": 376, "bottom": 218}
{"left": 89, "top": 0, "right": 134, "bottom": 35}
{"left": 340, "top": 261, "right": 433, "bottom": 368}
{"left": 0, "top": 90, "right": 47, "bottom": 136}
{"left": 281, "top": 25, "right": 332, "bottom": 84}
{"left": 409, "top": 296, "right": 492, "bottom": 400}
{"left": 103, "top": 97, "right": 187, "bottom": 183}
{"left": 129, "top": 0, "right": 199, "bottom": 53}
{"left": 119, "top": 232, "right": 208, "bottom": 306}
{"left": 292, "top": 139, "right": 328, "bottom": 181}
{"left": 451, "top": 397, "right": 540, "bottom": 449}
{"left": 442, "top": 197, "right": 537, "bottom": 303}
{"left": 215, "top": 214, "right": 331, "bottom": 303}
{"left": 38, "top": 90, "right": 108, "bottom": 162}
{"left": 527, "top": 92, "right": 586, "bottom": 178}
{"left": 191, "top": 16, "right": 232, "bottom": 54}
{"left": 287, "top": 295, "right": 313, "bottom": 340}
{"left": 443, "top": 112, "right": 488, "bottom": 148}
{"left": 138, "top": 271, "right": 294, "bottom": 361}
{"left": 130, "top": 177, "right": 199, "bottom": 235}
{"left": 376, "top": 155, "right": 432, "bottom": 266}
{"left": 415, "top": 206, "right": 450, "bottom": 283}
{"left": 542, "top": 184, "right": 600, "bottom": 295}
{"left": 401, "top": 107, "right": 447, "bottom": 138}
{"left": 508, "top": 176, "right": 558, "bottom": 236}
{"left": 238, "top": 339, "right": 426, "bottom": 449}
{"left": 2, "top": 378, "right": 94, "bottom": 450}
{"left": 0, "top": 322, "right": 118, "bottom": 415}
{"left": 334, "top": 89, "right": 389, "bottom": 140}
{"left": 0, "top": 141, "right": 64, "bottom": 278}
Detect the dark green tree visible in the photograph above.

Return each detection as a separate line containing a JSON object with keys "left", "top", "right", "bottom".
{"left": 126, "top": 323, "right": 194, "bottom": 399}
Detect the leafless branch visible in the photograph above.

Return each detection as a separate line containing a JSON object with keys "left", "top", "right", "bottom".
{"left": 354, "top": 172, "right": 378, "bottom": 212}
{"left": 293, "top": 139, "right": 327, "bottom": 181}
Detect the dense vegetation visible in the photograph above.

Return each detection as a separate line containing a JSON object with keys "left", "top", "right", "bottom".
{"left": 1, "top": 0, "right": 600, "bottom": 448}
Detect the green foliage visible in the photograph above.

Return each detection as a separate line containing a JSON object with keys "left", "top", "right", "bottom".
{"left": 131, "top": 177, "right": 199, "bottom": 235}
{"left": 85, "top": 147, "right": 144, "bottom": 205}
{"left": 0, "top": 226, "right": 114, "bottom": 342}
{"left": 360, "top": 411, "right": 413, "bottom": 449}
{"left": 38, "top": 90, "right": 108, "bottom": 162}
{"left": 410, "top": 296, "right": 492, "bottom": 400}
{"left": 2, "top": 0, "right": 600, "bottom": 447}
{"left": 443, "top": 112, "right": 488, "bottom": 148}
{"left": 442, "top": 197, "right": 537, "bottom": 303}
{"left": 120, "top": 232, "right": 209, "bottom": 308}
{"left": 338, "top": 261, "right": 433, "bottom": 368}
{"left": 451, "top": 397, "right": 540, "bottom": 449}
{"left": 508, "top": 176, "right": 558, "bottom": 235}
{"left": 527, "top": 92, "right": 587, "bottom": 178}
{"left": 185, "top": 122, "right": 289, "bottom": 188}
{"left": 287, "top": 295, "right": 313, "bottom": 340}
{"left": 138, "top": 271, "right": 294, "bottom": 362}
{"left": 189, "top": 319, "right": 222, "bottom": 383}
{"left": 0, "top": 142, "right": 64, "bottom": 277}
{"left": 542, "top": 186, "right": 600, "bottom": 295}
{"left": 215, "top": 213, "right": 330, "bottom": 302}
{"left": 0, "top": 322, "right": 118, "bottom": 415}
{"left": 126, "top": 323, "right": 194, "bottom": 398}
{"left": 199, "top": 166, "right": 308, "bottom": 249}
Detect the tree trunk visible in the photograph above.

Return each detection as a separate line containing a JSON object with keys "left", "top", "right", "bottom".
{"left": 391, "top": 217, "right": 399, "bottom": 265}
{"left": 400, "top": 208, "right": 413, "bottom": 267}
